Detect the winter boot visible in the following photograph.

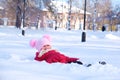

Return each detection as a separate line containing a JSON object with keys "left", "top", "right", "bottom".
{"left": 99, "top": 61, "right": 106, "bottom": 65}
{"left": 84, "top": 64, "right": 92, "bottom": 67}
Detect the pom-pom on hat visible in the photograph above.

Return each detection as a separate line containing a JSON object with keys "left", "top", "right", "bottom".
{"left": 30, "top": 34, "right": 51, "bottom": 52}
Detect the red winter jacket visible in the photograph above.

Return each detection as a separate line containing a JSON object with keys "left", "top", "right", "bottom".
{"left": 34, "top": 50, "right": 79, "bottom": 64}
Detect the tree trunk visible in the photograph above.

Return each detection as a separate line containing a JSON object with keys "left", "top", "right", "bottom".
{"left": 16, "top": 5, "right": 22, "bottom": 28}
{"left": 15, "top": 0, "right": 22, "bottom": 28}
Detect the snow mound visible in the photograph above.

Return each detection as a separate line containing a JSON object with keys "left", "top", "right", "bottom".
{"left": 0, "top": 27, "right": 120, "bottom": 80}
{"left": 89, "top": 35, "right": 98, "bottom": 39}
{"left": 69, "top": 63, "right": 120, "bottom": 74}
{"left": 89, "top": 63, "right": 120, "bottom": 74}
{"left": 105, "top": 34, "right": 120, "bottom": 40}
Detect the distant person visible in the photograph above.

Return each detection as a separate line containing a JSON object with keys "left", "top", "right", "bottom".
{"left": 29, "top": 35, "right": 92, "bottom": 67}
{"left": 102, "top": 26, "right": 106, "bottom": 32}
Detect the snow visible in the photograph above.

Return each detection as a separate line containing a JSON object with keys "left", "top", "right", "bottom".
{"left": 0, "top": 27, "right": 120, "bottom": 80}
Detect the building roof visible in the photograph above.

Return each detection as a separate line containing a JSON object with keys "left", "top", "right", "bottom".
{"left": 51, "top": 1, "right": 91, "bottom": 14}
{"left": 39, "top": 0, "right": 91, "bottom": 15}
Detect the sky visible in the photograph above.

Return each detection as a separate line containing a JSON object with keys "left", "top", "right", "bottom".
{"left": 112, "top": 0, "right": 120, "bottom": 5}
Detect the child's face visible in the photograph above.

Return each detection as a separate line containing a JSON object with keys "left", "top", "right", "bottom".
{"left": 42, "top": 45, "right": 51, "bottom": 50}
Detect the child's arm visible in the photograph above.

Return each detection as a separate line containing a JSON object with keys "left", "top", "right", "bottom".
{"left": 38, "top": 50, "right": 45, "bottom": 57}
{"left": 38, "top": 49, "right": 54, "bottom": 57}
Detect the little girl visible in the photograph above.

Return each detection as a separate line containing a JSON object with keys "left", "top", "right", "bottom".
{"left": 30, "top": 35, "right": 91, "bottom": 67}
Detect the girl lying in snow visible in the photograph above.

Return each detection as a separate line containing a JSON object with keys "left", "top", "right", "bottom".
{"left": 30, "top": 35, "right": 92, "bottom": 67}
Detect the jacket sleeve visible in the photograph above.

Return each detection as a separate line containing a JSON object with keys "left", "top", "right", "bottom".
{"left": 34, "top": 50, "right": 79, "bottom": 64}
{"left": 34, "top": 52, "right": 45, "bottom": 61}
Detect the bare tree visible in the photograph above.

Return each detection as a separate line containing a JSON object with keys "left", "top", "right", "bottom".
{"left": 43, "top": 0, "right": 52, "bottom": 7}
{"left": 16, "top": 0, "right": 35, "bottom": 28}
{"left": 114, "top": 4, "right": 120, "bottom": 24}
{"left": 0, "top": 0, "right": 37, "bottom": 28}
{"left": 81, "top": 0, "right": 112, "bottom": 30}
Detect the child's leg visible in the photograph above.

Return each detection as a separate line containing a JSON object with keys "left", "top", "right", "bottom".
{"left": 73, "top": 61, "right": 92, "bottom": 67}
{"left": 73, "top": 61, "right": 83, "bottom": 65}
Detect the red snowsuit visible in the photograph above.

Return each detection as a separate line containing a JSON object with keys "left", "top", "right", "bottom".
{"left": 34, "top": 50, "right": 79, "bottom": 64}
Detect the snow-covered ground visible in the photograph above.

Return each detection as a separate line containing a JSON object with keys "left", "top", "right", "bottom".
{"left": 0, "top": 27, "right": 120, "bottom": 80}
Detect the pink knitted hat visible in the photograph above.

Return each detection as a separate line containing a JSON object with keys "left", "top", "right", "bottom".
{"left": 30, "top": 34, "right": 51, "bottom": 52}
